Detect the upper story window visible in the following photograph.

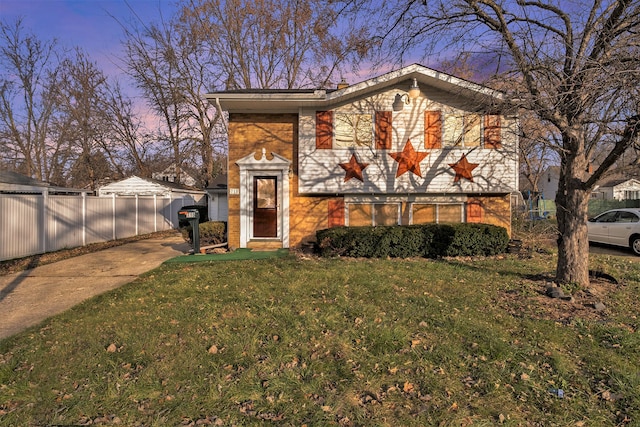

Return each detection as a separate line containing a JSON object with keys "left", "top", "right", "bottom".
{"left": 443, "top": 113, "right": 481, "bottom": 148}
{"left": 334, "top": 113, "right": 373, "bottom": 148}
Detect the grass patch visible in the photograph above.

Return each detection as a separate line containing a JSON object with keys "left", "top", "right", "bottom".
{"left": 1, "top": 252, "right": 639, "bottom": 426}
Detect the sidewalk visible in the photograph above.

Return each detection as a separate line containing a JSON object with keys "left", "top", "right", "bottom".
{"left": 0, "top": 234, "right": 190, "bottom": 340}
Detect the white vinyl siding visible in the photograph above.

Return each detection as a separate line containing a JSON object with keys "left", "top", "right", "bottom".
{"left": 298, "top": 88, "right": 518, "bottom": 195}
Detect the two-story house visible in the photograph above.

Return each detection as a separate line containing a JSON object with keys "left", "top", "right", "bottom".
{"left": 207, "top": 64, "right": 518, "bottom": 250}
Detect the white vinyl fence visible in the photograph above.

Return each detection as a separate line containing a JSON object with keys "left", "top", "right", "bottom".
{"left": 0, "top": 193, "right": 201, "bottom": 262}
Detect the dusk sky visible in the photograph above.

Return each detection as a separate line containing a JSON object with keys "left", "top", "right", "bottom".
{"left": 1, "top": 0, "right": 179, "bottom": 78}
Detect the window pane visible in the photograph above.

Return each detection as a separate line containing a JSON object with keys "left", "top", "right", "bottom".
{"left": 439, "top": 205, "right": 462, "bottom": 223}
{"left": 256, "top": 178, "right": 276, "bottom": 209}
{"left": 617, "top": 212, "right": 639, "bottom": 223}
{"left": 597, "top": 212, "right": 617, "bottom": 222}
{"left": 412, "top": 204, "right": 436, "bottom": 224}
{"left": 464, "top": 114, "right": 481, "bottom": 147}
{"left": 349, "top": 203, "right": 372, "bottom": 226}
{"left": 375, "top": 204, "right": 399, "bottom": 225}
{"left": 444, "top": 113, "right": 464, "bottom": 147}
{"left": 335, "top": 113, "right": 373, "bottom": 147}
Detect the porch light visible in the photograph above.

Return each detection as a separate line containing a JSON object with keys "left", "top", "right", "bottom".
{"left": 392, "top": 78, "right": 421, "bottom": 111}
{"left": 408, "top": 78, "right": 421, "bottom": 99}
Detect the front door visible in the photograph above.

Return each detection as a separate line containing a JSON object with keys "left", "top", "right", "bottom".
{"left": 253, "top": 176, "right": 277, "bottom": 237}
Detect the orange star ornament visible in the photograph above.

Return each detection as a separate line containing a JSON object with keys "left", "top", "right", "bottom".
{"left": 339, "top": 154, "right": 369, "bottom": 182}
{"left": 388, "top": 139, "right": 429, "bottom": 178}
{"left": 449, "top": 153, "right": 479, "bottom": 182}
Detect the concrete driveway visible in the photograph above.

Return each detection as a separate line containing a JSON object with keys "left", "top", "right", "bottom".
{"left": 0, "top": 234, "right": 190, "bottom": 340}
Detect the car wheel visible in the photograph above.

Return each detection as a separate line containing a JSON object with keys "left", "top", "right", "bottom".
{"left": 632, "top": 236, "right": 640, "bottom": 256}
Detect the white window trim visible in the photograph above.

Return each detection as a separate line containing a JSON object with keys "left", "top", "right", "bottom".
{"left": 333, "top": 112, "right": 374, "bottom": 149}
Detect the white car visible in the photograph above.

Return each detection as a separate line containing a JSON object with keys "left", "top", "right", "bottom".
{"left": 587, "top": 208, "right": 640, "bottom": 256}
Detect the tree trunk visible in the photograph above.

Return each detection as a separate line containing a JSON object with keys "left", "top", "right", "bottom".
{"left": 555, "top": 155, "right": 590, "bottom": 286}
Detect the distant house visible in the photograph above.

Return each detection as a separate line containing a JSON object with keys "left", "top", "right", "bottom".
{"left": 592, "top": 178, "right": 640, "bottom": 201}
{"left": 0, "top": 170, "right": 87, "bottom": 195}
{"left": 98, "top": 176, "right": 206, "bottom": 201}
{"left": 206, "top": 174, "right": 228, "bottom": 221}
{"left": 152, "top": 164, "right": 197, "bottom": 187}
{"left": 538, "top": 166, "right": 560, "bottom": 201}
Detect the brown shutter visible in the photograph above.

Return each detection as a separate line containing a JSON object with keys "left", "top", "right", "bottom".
{"left": 484, "top": 115, "right": 501, "bottom": 148}
{"left": 424, "top": 110, "right": 442, "bottom": 149}
{"left": 467, "top": 200, "right": 484, "bottom": 223}
{"left": 316, "top": 111, "right": 333, "bottom": 149}
{"left": 375, "top": 111, "right": 392, "bottom": 149}
{"left": 328, "top": 198, "right": 345, "bottom": 227}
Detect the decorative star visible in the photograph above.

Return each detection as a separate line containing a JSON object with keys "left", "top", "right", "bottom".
{"left": 388, "top": 139, "right": 429, "bottom": 178}
{"left": 339, "top": 153, "right": 369, "bottom": 182}
{"left": 449, "top": 153, "right": 479, "bottom": 182}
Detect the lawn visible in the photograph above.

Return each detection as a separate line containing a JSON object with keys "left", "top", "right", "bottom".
{"left": 1, "top": 250, "right": 639, "bottom": 426}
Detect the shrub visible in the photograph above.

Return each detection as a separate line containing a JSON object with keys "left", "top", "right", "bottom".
{"left": 315, "top": 223, "right": 509, "bottom": 258}
{"left": 180, "top": 221, "right": 227, "bottom": 246}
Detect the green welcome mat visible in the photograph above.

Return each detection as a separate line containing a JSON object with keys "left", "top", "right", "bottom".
{"left": 164, "top": 248, "right": 290, "bottom": 263}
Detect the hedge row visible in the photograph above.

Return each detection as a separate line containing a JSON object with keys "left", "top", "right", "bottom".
{"left": 180, "top": 221, "right": 227, "bottom": 246}
{"left": 315, "top": 223, "right": 509, "bottom": 258}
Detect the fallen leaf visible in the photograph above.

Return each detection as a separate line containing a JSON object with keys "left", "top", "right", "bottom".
{"left": 106, "top": 343, "right": 117, "bottom": 353}
{"left": 520, "top": 373, "right": 530, "bottom": 381}
{"left": 208, "top": 345, "right": 219, "bottom": 354}
{"left": 403, "top": 381, "right": 415, "bottom": 393}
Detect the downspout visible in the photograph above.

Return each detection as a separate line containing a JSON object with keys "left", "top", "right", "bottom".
{"left": 215, "top": 98, "right": 228, "bottom": 133}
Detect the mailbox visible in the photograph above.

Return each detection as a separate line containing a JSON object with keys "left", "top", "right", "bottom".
{"left": 178, "top": 208, "right": 200, "bottom": 254}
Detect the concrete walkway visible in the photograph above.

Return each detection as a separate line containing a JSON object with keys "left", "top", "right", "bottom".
{"left": 0, "top": 234, "right": 190, "bottom": 340}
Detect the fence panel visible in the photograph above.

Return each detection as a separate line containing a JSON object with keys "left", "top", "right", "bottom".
{"left": 0, "top": 195, "right": 42, "bottom": 260}
{"left": 588, "top": 199, "right": 640, "bottom": 216}
{"left": 85, "top": 197, "right": 114, "bottom": 244}
{"left": 115, "top": 197, "right": 138, "bottom": 239}
{"left": 0, "top": 194, "right": 192, "bottom": 262}
{"left": 138, "top": 197, "right": 157, "bottom": 235}
{"left": 47, "top": 196, "right": 83, "bottom": 251}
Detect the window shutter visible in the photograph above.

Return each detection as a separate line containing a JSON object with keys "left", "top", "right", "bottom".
{"left": 316, "top": 111, "right": 333, "bottom": 149}
{"left": 375, "top": 111, "right": 392, "bottom": 149}
{"left": 484, "top": 115, "right": 501, "bottom": 148}
{"left": 424, "top": 110, "right": 442, "bottom": 149}
{"left": 467, "top": 200, "right": 484, "bottom": 223}
{"left": 328, "top": 198, "right": 345, "bottom": 227}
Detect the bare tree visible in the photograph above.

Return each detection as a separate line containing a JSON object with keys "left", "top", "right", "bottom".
{"left": 179, "top": 0, "right": 373, "bottom": 89}
{"left": 0, "top": 19, "right": 63, "bottom": 181}
{"left": 121, "top": 19, "right": 192, "bottom": 185}
{"left": 518, "top": 110, "right": 559, "bottom": 195}
{"left": 52, "top": 48, "right": 113, "bottom": 190}
{"left": 100, "top": 80, "right": 153, "bottom": 179}
{"left": 352, "top": 0, "right": 640, "bottom": 286}
{"left": 120, "top": 14, "right": 227, "bottom": 187}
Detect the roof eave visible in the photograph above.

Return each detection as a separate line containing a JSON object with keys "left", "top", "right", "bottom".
{"left": 206, "top": 63, "right": 507, "bottom": 112}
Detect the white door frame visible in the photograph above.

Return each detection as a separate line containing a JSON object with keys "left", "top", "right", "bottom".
{"left": 236, "top": 149, "right": 290, "bottom": 248}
